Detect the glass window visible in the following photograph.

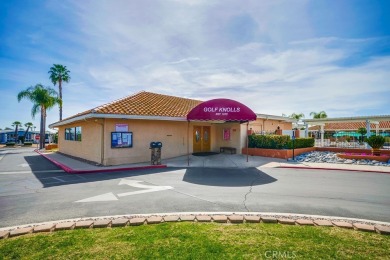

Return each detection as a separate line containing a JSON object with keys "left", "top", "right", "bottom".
{"left": 195, "top": 130, "right": 200, "bottom": 142}
{"left": 76, "top": 127, "right": 82, "bottom": 141}
{"left": 65, "top": 128, "right": 74, "bottom": 141}
{"left": 111, "top": 132, "right": 133, "bottom": 148}
{"left": 65, "top": 127, "right": 82, "bottom": 141}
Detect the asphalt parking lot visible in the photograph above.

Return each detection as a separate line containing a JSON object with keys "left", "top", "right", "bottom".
{"left": 1, "top": 147, "right": 390, "bottom": 228}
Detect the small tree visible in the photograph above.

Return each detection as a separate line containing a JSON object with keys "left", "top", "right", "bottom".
{"left": 366, "top": 135, "right": 385, "bottom": 155}
{"left": 310, "top": 111, "right": 328, "bottom": 119}
{"left": 23, "top": 122, "right": 34, "bottom": 143}
{"left": 357, "top": 127, "right": 367, "bottom": 143}
{"left": 53, "top": 131, "right": 58, "bottom": 144}
{"left": 289, "top": 113, "right": 305, "bottom": 120}
{"left": 12, "top": 121, "right": 22, "bottom": 142}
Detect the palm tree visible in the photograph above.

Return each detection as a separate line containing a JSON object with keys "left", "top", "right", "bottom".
{"left": 48, "top": 64, "right": 71, "bottom": 121}
{"left": 4, "top": 127, "right": 12, "bottom": 130}
{"left": 23, "top": 122, "right": 34, "bottom": 143}
{"left": 289, "top": 113, "right": 305, "bottom": 120}
{"left": 12, "top": 121, "right": 22, "bottom": 143}
{"left": 17, "top": 84, "right": 61, "bottom": 149}
{"left": 310, "top": 111, "right": 328, "bottom": 119}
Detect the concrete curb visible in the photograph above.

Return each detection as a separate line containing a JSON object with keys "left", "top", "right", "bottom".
{"left": 278, "top": 165, "right": 390, "bottom": 174}
{"left": 34, "top": 148, "right": 390, "bottom": 174}
{"left": 35, "top": 149, "right": 167, "bottom": 174}
{"left": 1, "top": 212, "right": 389, "bottom": 239}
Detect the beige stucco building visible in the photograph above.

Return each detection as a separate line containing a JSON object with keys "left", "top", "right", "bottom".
{"left": 49, "top": 91, "right": 294, "bottom": 166}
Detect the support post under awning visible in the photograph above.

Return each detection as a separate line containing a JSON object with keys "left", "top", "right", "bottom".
{"left": 246, "top": 122, "right": 249, "bottom": 162}
{"left": 187, "top": 121, "right": 190, "bottom": 166}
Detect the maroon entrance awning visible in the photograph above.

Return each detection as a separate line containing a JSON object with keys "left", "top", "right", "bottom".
{"left": 186, "top": 99, "right": 257, "bottom": 121}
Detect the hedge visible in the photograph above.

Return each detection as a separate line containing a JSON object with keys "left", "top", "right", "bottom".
{"left": 5, "top": 142, "right": 16, "bottom": 146}
{"left": 248, "top": 135, "right": 314, "bottom": 149}
{"left": 23, "top": 142, "right": 33, "bottom": 146}
{"left": 287, "top": 138, "right": 315, "bottom": 149}
{"left": 248, "top": 135, "right": 290, "bottom": 149}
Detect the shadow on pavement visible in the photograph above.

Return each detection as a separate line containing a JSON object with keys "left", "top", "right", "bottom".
{"left": 23, "top": 155, "right": 182, "bottom": 188}
{"left": 182, "top": 167, "right": 277, "bottom": 187}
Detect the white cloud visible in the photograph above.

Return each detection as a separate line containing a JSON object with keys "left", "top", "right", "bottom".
{"left": 166, "top": 57, "right": 201, "bottom": 65}
{"left": 1, "top": 0, "right": 389, "bottom": 129}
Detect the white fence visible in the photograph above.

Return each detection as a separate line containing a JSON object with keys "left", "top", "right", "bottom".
{"left": 314, "top": 139, "right": 390, "bottom": 150}
{"left": 314, "top": 139, "right": 366, "bottom": 148}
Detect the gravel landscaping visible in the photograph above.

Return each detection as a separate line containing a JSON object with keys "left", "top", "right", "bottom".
{"left": 291, "top": 151, "right": 390, "bottom": 166}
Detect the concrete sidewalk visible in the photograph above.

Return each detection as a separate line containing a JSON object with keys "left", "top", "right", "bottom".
{"left": 37, "top": 150, "right": 390, "bottom": 174}
{"left": 36, "top": 150, "right": 167, "bottom": 173}
{"left": 166, "top": 153, "right": 390, "bottom": 173}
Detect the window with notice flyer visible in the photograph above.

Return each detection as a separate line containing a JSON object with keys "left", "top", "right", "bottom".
{"left": 111, "top": 132, "right": 133, "bottom": 148}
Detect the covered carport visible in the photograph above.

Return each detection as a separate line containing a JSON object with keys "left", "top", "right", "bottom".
{"left": 186, "top": 98, "right": 257, "bottom": 165}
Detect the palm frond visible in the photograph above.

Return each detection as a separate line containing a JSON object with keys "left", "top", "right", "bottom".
{"left": 31, "top": 104, "right": 40, "bottom": 119}
{"left": 12, "top": 121, "right": 22, "bottom": 127}
{"left": 48, "top": 64, "right": 71, "bottom": 84}
{"left": 17, "top": 87, "right": 34, "bottom": 102}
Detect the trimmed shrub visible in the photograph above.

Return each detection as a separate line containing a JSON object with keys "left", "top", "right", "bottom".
{"left": 249, "top": 135, "right": 290, "bottom": 149}
{"left": 366, "top": 135, "right": 385, "bottom": 149}
{"left": 249, "top": 135, "right": 315, "bottom": 149}
{"left": 23, "top": 142, "right": 33, "bottom": 146}
{"left": 5, "top": 142, "right": 16, "bottom": 147}
{"left": 287, "top": 138, "right": 315, "bottom": 149}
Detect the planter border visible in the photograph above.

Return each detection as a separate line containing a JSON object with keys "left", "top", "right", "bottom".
{"left": 1, "top": 212, "right": 389, "bottom": 239}
{"left": 243, "top": 147, "right": 390, "bottom": 160}
{"left": 243, "top": 147, "right": 315, "bottom": 159}
{"left": 337, "top": 153, "right": 390, "bottom": 163}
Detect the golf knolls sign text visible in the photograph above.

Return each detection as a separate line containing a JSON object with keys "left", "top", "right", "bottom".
{"left": 204, "top": 107, "right": 241, "bottom": 115}
{"left": 186, "top": 98, "right": 257, "bottom": 121}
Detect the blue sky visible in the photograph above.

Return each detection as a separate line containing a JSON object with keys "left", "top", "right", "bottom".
{"left": 1, "top": 0, "right": 389, "bottom": 130}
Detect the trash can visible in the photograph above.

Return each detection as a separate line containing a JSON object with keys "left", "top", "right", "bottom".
{"left": 150, "top": 141, "right": 162, "bottom": 165}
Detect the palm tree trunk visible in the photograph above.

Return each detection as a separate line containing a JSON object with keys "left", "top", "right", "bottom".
{"left": 14, "top": 126, "right": 19, "bottom": 143}
{"left": 43, "top": 109, "right": 47, "bottom": 149}
{"left": 23, "top": 126, "right": 30, "bottom": 143}
{"left": 40, "top": 107, "right": 46, "bottom": 149}
{"left": 59, "top": 78, "right": 62, "bottom": 121}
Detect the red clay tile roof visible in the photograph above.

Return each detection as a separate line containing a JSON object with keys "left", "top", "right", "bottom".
{"left": 63, "top": 91, "right": 203, "bottom": 121}
{"left": 309, "top": 121, "right": 390, "bottom": 131}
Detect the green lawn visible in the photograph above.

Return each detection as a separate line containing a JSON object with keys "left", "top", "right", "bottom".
{"left": 0, "top": 222, "right": 389, "bottom": 259}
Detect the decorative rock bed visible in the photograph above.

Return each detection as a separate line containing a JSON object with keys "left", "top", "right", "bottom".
{"left": 292, "top": 151, "right": 390, "bottom": 166}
